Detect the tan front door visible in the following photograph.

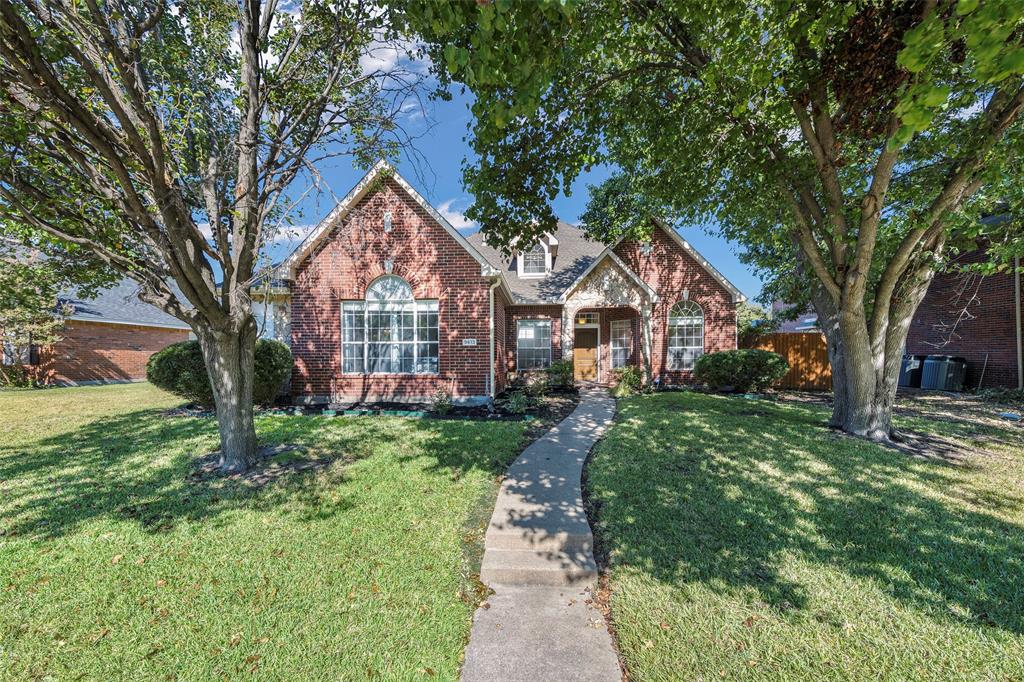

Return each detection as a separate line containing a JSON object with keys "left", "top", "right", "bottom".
{"left": 574, "top": 329, "right": 599, "bottom": 381}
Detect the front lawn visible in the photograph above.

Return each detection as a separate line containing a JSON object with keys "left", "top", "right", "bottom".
{"left": 587, "top": 391, "right": 1024, "bottom": 680}
{"left": 0, "top": 383, "right": 525, "bottom": 679}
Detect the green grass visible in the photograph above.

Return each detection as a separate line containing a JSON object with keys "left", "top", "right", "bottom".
{"left": 587, "top": 391, "right": 1024, "bottom": 681}
{"left": 0, "top": 383, "right": 525, "bottom": 680}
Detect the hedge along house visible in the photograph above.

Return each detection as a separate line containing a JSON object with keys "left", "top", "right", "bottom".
{"left": 277, "top": 161, "right": 745, "bottom": 406}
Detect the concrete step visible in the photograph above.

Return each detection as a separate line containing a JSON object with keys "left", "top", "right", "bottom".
{"left": 480, "top": 548, "right": 598, "bottom": 587}
{"left": 485, "top": 526, "right": 593, "bottom": 553}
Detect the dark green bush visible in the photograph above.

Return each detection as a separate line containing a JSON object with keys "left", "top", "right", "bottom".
{"left": 545, "top": 360, "right": 574, "bottom": 389}
{"left": 146, "top": 339, "right": 292, "bottom": 408}
{"left": 611, "top": 365, "right": 645, "bottom": 397}
{"left": 693, "top": 349, "right": 788, "bottom": 393}
{"left": 504, "top": 390, "right": 532, "bottom": 414}
{"left": 253, "top": 339, "right": 293, "bottom": 405}
{"left": 0, "top": 364, "right": 33, "bottom": 388}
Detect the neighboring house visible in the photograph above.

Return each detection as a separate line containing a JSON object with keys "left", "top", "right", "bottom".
{"left": 275, "top": 161, "right": 745, "bottom": 405}
{"left": 907, "top": 248, "right": 1023, "bottom": 390}
{"left": 771, "top": 301, "right": 820, "bottom": 332}
{"left": 27, "top": 280, "right": 191, "bottom": 385}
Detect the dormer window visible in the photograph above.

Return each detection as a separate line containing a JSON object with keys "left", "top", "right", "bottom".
{"left": 522, "top": 243, "right": 547, "bottom": 275}
{"left": 515, "top": 233, "right": 557, "bottom": 278}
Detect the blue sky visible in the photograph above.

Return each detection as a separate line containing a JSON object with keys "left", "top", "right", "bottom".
{"left": 271, "top": 86, "right": 767, "bottom": 301}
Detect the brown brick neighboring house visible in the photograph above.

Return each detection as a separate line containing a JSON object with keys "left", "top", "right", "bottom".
{"left": 276, "top": 161, "right": 745, "bottom": 405}
{"left": 907, "top": 249, "right": 1023, "bottom": 390}
{"left": 771, "top": 248, "right": 1024, "bottom": 391}
{"left": 28, "top": 279, "right": 191, "bottom": 385}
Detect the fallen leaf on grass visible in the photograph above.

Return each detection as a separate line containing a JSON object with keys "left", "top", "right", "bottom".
{"left": 91, "top": 628, "right": 110, "bottom": 643}
{"left": 229, "top": 633, "right": 242, "bottom": 648}
{"left": 111, "top": 554, "right": 123, "bottom": 565}
{"left": 155, "top": 579, "right": 167, "bottom": 588}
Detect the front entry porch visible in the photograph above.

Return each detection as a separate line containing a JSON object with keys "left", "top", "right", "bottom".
{"left": 560, "top": 253, "right": 658, "bottom": 385}
{"left": 569, "top": 307, "right": 645, "bottom": 385}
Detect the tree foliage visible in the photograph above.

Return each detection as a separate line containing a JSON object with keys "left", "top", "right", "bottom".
{"left": 0, "top": 0, "right": 424, "bottom": 468}
{"left": 399, "top": 0, "right": 1024, "bottom": 439}
{"left": 0, "top": 235, "right": 115, "bottom": 385}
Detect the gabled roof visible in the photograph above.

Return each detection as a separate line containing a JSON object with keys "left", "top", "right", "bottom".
{"left": 466, "top": 219, "right": 747, "bottom": 304}
{"left": 557, "top": 249, "right": 659, "bottom": 303}
{"left": 61, "top": 279, "right": 191, "bottom": 330}
{"left": 650, "top": 219, "right": 746, "bottom": 303}
{"left": 466, "top": 222, "right": 606, "bottom": 303}
{"left": 280, "top": 160, "right": 499, "bottom": 280}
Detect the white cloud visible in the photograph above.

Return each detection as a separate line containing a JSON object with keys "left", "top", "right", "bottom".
{"left": 359, "top": 35, "right": 431, "bottom": 77}
{"left": 437, "top": 198, "right": 476, "bottom": 231}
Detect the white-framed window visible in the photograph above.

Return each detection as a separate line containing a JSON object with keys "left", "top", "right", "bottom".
{"left": 522, "top": 243, "right": 547, "bottom": 275}
{"left": 610, "top": 319, "right": 632, "bottom": 369}
{"left": 517, "top": 319, "right": 552, "bottom": 369}
{"left": 667, "top": 300, "right": 704, "bottom": 370}
{"left": 574, "top": 311, "right": 599, "bottom": 327}
{"left": 341, "top": 275, "right": 439, "bottom": 374}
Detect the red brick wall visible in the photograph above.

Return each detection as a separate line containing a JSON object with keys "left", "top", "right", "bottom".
{"left": 906, "top": 250, "right": 1021, "bottom": 389}
{"left": 35, "top": 320, "right": 188, "bottom": 384}
{"left": 596, "top": 306, "right": 641, "bottom": 384}
{"left": 504, "top": 304, "right": 564, "bottom": 373}
{"left": 289, "top": 177, "right": 494, "bottom": 403}
{"left": 614, "top": 225, "right": 738, "bottom": 383}
{"left": 493, "top": 287, "right": 510, "bottom": 394}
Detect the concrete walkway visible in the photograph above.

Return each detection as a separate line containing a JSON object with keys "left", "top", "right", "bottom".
{"left": 462, "top": 388, "right": 620, "bottom": 682}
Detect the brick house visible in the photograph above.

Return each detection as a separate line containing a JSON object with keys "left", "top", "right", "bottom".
{"left": 18, "top": 279, "right": 191, "bottom": 385}
{"left": 906, "top": 249, "right": 1023, "bottom": 390}
{"left": 276, "top": 161, "right": 744, "bottom": 405}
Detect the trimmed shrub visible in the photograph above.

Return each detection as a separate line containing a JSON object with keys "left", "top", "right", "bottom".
{"left": 693, "top": 349, "right": 788, "bottom": 393}
{"left": 0, "top": 364, "right": 33, "bottom": 388}
{"left": 523, "top": 371, "right": 548, "bottom": 397}
{"left": 253, "top": 339, "right": 294, "bottom": 405}
{"left": 611, "top": 365, "right": 645, "bottom": 398}
{"left": 146, "top": 339, "right": 293, "bottom": 408}
{"left": 430, "top": 388, "right": 453, "bottom": 415}
{"left": 505, "top": 390, "right": 532, "bottom": 414}
{"left": 545, "top": 360, "right": 574, "bottom": 389}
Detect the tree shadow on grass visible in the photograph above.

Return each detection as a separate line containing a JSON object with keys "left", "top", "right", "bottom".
{"left": 0, "top": 407, "right": 520, "bottom": 542}
{"left": 587, "top": 392, "right": 1024, "bottom": 634}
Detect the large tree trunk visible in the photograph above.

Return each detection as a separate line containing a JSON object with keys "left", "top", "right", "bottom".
{"left": 194, "top": 320, "right": 259, "bottom": 472}
{"left": 812, "top": 267, "right": 936, "bottom": 442}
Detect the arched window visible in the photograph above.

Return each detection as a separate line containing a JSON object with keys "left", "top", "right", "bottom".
{"left": 667, "top": 300, "right": 703, "bottom": 370}
{"left": 341, "top": 276, "right": 439, "bottom": 374}
{"left": 366, "top": 275, "right": 413, "bottom": 302}
{"left": 521, "top": 242, "right": 547, "bottom": 275}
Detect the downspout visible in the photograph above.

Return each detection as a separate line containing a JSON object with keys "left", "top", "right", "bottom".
{"left": 1015, "top": 256, "right": 1022, "bottom": 390}
{"left": 489, "top": 279, "right": 501, "bottom": 407}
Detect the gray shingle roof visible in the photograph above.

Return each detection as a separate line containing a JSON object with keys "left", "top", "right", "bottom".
{"left": 465, "top": 222, "right": 606, "bottom": 303}
{"left": 61, "top": 279, "right": 190, "bottom": 330}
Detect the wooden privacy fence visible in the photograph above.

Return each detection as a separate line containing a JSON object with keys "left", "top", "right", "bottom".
{"left": 742, "top": 332, "right": 832, "bottom": 391}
